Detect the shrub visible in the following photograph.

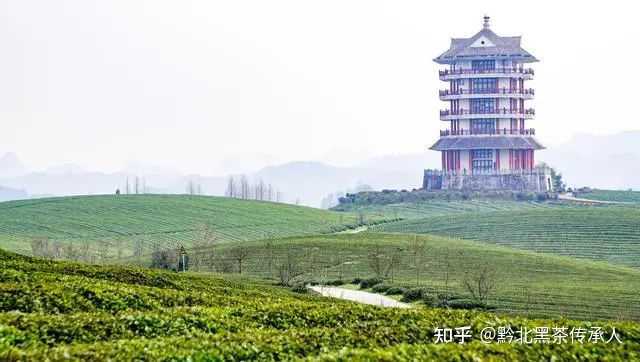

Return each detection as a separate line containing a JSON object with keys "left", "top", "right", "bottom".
{"left": 359, "top": 278, "right": 383, "bottom": 289}
{"left": 351, "top": 277, "right": 362, "bottom": 285}
{"left": 385, "top": 287, "right": 407, "bottom": 296}
{"left": 290, "top": 283, "right": 308, "bottom": 294}
{"left": 401, "top": 288, "right": 426, "bottom": 302}
{"left": 325, "top": 279, "right": 345, "bottom": 286}
{"left": 371, "top": 284, "right": 391, "bottom": 293}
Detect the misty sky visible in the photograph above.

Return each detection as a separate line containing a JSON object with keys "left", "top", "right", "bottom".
{"left": 2, "top": 0, "right": 639, "bottom": 175}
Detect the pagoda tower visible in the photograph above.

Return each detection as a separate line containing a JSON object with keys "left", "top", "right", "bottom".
{"left": 425, "top": 16, "right": 551, "bottom": 192}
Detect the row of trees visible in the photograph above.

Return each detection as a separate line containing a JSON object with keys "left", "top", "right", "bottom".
{"left": 225, "top": 175, "right": 283, "bottom": 202}
{"left": 30, "top": 237, "right": 127, "bottom": 263}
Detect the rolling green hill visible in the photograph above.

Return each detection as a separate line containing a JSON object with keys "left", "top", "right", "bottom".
{"left": 374, "top": 207, "right": 640, "bottom": 268}
{"left": 0, "top": 195, "right": 370, "bottom": 257}
{"left": 576, "top": 189, "right": 640, "bottom": 203}
{"left": 335, "top": 199, "right": 566, "bottom": 219}
{"left": 204, "top": 233, "right": 640, "bottom": 321}
{"left": 1, "top": 249, "right": 638, "bottom": 360}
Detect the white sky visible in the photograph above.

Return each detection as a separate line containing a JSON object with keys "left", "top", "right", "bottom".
{"left": 2, "top": 0, "right": 639, "bottom": 175}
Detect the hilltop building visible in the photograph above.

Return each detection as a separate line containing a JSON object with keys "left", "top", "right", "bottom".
{"left": 424, "top": 17, "right": 551, "bottom": 192}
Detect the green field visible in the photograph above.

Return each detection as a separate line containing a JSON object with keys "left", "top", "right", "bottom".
{"left": 202, "top": 233, "right": 640, "bottom": 321}
{"left": 0, "top": 195, "right": 371, "bottom": 256}
{"left": 577, "top": 189, "right": 640, "bottom": 203}
{"left": 1, "top": 249, "right": 638, "bottom": 361}
{"left": 336, "top": 199, "right": 565, "bottom": 219}
{"left": 374, "top": 206, "right": 640, "bottom": 268}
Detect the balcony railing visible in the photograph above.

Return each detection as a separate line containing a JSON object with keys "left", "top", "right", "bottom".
{"left": 439, "top": 68, "right": 534, "bottom": 77}
{"left": 439, "top": 88, "right": 535, "bottom": 97}
{"left": 440, "top": 108, "right": 535, "bottom": 117}
{"left": 439, "top": 128, "right": 536, "bottom": 137}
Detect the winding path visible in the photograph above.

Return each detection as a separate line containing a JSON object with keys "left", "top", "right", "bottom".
{"left": 309, "top": 285, "right": 410, "bottom": 308}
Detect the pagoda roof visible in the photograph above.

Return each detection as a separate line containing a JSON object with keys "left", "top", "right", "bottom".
{"left": 434, "top": 17, "right": 538, "bottom": 64}
{"left": 430, "top": 136, "right": 545, "bottom": 151}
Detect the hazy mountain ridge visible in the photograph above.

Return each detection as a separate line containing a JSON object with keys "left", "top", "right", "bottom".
{"left": 0, "top": 131, "right": 638, "bottom": 206}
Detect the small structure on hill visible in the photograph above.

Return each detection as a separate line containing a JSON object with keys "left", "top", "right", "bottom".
{"left": 425, "top": 16, "right": 552, "bottom": 192}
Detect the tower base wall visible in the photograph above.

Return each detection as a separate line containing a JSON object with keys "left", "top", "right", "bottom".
{"left": 423, "top": 169, "right": 552, "bottom": 192}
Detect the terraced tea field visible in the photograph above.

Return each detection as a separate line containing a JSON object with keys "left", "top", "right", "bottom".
{"left": 335, "top": 199, "right": 566, "bottom": 219}
{"left": 375, "top": 206, "right": 640, "bottom": 268}
{"left": 0, "top": 195, "right": 369, "bottom": 256}
{"left": 1, "top": 249, "right": 638, "bottom": 360}
{"left": 207, "top": 233, "right": 640, "bottom": 321}
{"left": 577, "top": 189, "right": 640, "bottom": 203}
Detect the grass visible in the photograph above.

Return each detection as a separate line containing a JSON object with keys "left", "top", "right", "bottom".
{"left": 374, "top": 206, "right": 640, "bottom": 268}
{"left": 1, "top": 248, "right": 639, "bottom": 360}
{"left": 194, "top": 233, "right": 640, "bottom": 321}
{"left": 577, "top": 189, "right": 640, "bottom": 203}
{"left": 334, "top": 199, "right": 567, "bottom": 220}
{"left": 0, "top": 194, "right": 374, "bottom": 256}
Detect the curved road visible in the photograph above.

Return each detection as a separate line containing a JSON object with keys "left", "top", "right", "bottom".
{"left": 309, "top": 285, "right": 410, "bottom": 308}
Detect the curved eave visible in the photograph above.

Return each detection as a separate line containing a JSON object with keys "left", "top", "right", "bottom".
{"left": 429, "top": 136, "right": 545, "bottom": 151}
{"left": 434, "top": 54, "right": 539, "bottom": 64}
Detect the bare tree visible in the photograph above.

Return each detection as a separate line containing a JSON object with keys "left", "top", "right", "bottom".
{"left": 384, "top": 247, "right": 403, "bottom": 282}
{"left": 267, "top": 184, "right": 273, "bottom": 201}
{"left": 408, "top": 236, "right": 427, "bottom": 286}
{"left": 229, "top": 246, "right": 250, "bottom": 274}
{"left": 125, "top": 177, "right": 130, "bottom": 195}
{"left": 463, "top": 264, "right": 497, "bottom": 305}
{"left": 276, "top": 191, "right": 283, "bottom": 203}
{"left": 64, "top": 241, "right": 79, "bottom": 261}
{"left": 226, "top": 176, "right": 237, "bottom": 198}
{"left": 79, "top": 240, "right": 91, "bottom": 262}
{"left": 133, "top": 239, "right": 145, "bottom": 258}
{"left": 30, "top": 237, "right": 50, "bottom": 258}
{"left": 277, "top": 249, "right": 304, "bottom": 286}
{"left": 240, "top": 175, "right": 249, "bottom": 200}
{"left": 135, "top": 176, "right": 140, "bottom": 194}
{"left": 367, "top": 242, "right": 387, "bottom": 278}
{"left": 97, "top": 240, "right": 110, "bottom": 262}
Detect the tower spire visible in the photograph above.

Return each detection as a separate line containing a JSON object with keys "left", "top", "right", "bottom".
{"left": 483, "top": 15, "right": 490, "bottom": 29}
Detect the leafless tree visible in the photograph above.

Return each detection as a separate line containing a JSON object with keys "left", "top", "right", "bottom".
{"left": 367, "top": 242, "right": 387, "bottom": 278}
{"left": 276, "top": 191, "right": 283, "bottom": 203}
{"left": 267, "top": 183, "right": 273, "bottom": 201}
{"left": 385, "top": 247, "right": 403, "bottom": 282}
{"left": 125, "top": 177, "right": 130, "bottom": 195}
{"left": 357, "top": 211, "right": 366, "bottom": 225}
{"left": 463, "top": 263, "right": 497, "bottom": 305}
{"left": 240, "top": 175, "right": 249, "bottom": 199}
{"left": 97, "top": 240, "right": 110, "bottom": 262}
{"left": 229, "top": 246, "right": 250, "bottom": 274}
{"left": 133, "top": 239, "right": 145, "bottom": 258}
{"left": 30, "top": 237, "right": 50, "bottom": 258}
{"left": 226, "top": 176, "right": 237, "bottom": 198}
{"left": 277, "top": 249, "right": 304, "bottom": 286}
{"left": 408, "top": 236, "right": 427, "bottom": 286}
{"left": 64, "top": 241, "right": 79, "bottom": 261}
{"left": 135, "top": 176, "right": 140, "bottom": 194}
{"left": 79, "top": 240, "right": 91, "bottom": 262}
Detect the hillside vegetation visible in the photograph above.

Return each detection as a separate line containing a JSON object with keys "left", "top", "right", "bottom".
{"left": 0, "top": 195, "right": 373, "bottom": 257}
{"left": 375, "top": 206, "right": 640, "bottom": 268}
{"left": 1, "top": 249, "right": 639, "bottom": 360}
{"left": 335, "top": 199, "right": 565, "bottom": 219}
{"left": 205, "top": 233, "right": 640, "bottom": 321}
{"left": 575, "top": 189, "right": 640, "bottom": 203}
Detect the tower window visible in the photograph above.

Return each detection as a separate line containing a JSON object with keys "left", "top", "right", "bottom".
{"left": 472, "top": 60, "right": 495, "bottom": 71}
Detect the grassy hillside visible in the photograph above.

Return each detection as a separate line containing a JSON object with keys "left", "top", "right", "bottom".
{"left": 1, "top": 249, "right": 638, "bottom": 360}
{"left": 576, "top": 189, "right": 640, "bottom": 203}
{"left": 0, "top": 195, "right": 370, "bottom": 256}
{"left": 335, "top": 199, "right": 565, "bottom": 219}
{"left": 374, "top": 206, "right": 640, "bottom": 268}
{"left": 195, "top": 233, "right": 640, "bottom": 321}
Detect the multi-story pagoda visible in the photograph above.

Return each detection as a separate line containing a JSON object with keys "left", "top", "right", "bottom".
{"left": 424, "top": 16, "right": 551, "bottom": 192}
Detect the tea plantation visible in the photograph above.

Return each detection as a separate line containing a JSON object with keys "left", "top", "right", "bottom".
{"left": 0, "top": 195, "right": 374, "bottom": 256}
{"left": 207, "top": 233, "right": 640, "bottom": 321}
{"left": 374, "top": 206, "right": 640, "bottom": 268}
{"left": 1, "top": 249, "right": 639, "bottom": 361}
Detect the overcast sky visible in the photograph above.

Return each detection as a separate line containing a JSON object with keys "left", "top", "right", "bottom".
{"left": 2, "top": 0, "right": 639, "bottom": 175}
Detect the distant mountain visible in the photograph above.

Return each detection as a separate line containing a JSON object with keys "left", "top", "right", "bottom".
{"left": 0, "top": 153, "right": 27, "bottom": 178}
{"left": 0, "top": 185, "right": 28, "bottom": 202}
{"left": 0, "top": 131, "right": 636, "bottom": 205}
{"left": 539, "top": 131, "right": 640, "bottom": 190}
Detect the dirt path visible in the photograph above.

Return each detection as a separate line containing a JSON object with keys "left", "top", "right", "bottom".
{"left": 308, "top": 285, "right": 410, "bottom": 308}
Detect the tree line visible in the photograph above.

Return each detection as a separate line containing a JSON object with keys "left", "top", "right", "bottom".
{"left": 225, "top": 175, "right": 283, "bottom": 202}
